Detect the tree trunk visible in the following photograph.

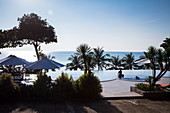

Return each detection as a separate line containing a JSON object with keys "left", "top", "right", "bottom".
{"left": 150, "top": 80, "right": 156, "bottom": 89}
{"left": 98, "top": 62, "right": 100, "bottom": 71}
{"left": 33, "top": 42, "right": 40, "bottom": 60}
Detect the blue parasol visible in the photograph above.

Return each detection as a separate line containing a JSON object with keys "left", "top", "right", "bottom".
{"left": 24, "top": 57, "right": 64, "bottom": 70}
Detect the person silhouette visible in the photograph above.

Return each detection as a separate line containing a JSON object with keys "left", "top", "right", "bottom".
{"left": 135, "top": 76, "right": 140, "bottom": 80}
{"left": 118, "top": 69, "right": 123, "bottom": 79}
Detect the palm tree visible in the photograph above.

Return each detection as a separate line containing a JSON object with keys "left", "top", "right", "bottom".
{"left": 85, "top": 53, "right": 96, "bottom": 71}
{"left": 93, "top": 47, "right": 109, "bottom": 70}
{"left": 143, "top": 46, "right": 170, "bottom": 88}
{"left": 76, "top": 44, "right": 91, "bottom": 73}
{"left": 144, "top": 46, "right": 157, "bottom": 76}
{"left": 122, "top": 53, "right": 135, "bottom": 70}
{"left": 109, "top": 55, "right": 122, "bottom": 70}
{"left": 66, "top": 54, "right": 83, "bottom": 71}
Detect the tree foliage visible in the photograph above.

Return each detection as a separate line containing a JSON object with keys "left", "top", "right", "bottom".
{"left": 144, "top": 45, "right": 170, "bottom": 88}
{"left": 52, "top": 72, "right": 75, "bottom": 99}
{"left": 93, "top": 46, "right": 109, "bottom": 70}
{"left": 67, "top": 44, "right": 109, "bottom": 72}
{"left": 76, "top": 72, "right": 102, "bottom": 99}
{"left": 76, "top": 44, "right": 92, "bottom": 73}
{"left": 17, "top": 13, "right": 57, "bottom": 60}
{"left": 122, "top": 53, "right": 135, "bottom": 70}
{"left": 0, "top": 13, "right": 57, "bottom": 60}
{"left": 66, "top": 54, "right": 83, "bottom": 71}
{"left": 0, "top": 73, "right": 19, "bottom": 98}
{"left": 109, "top": 55, "right": 122, "bottom": 70}
{"left": 0, "top": 28, "right": 19, "bottom": 48}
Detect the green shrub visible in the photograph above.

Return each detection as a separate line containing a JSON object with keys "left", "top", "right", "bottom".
{"left": 0, "top": 73, "right": 19, "bottom": 99}
{"left": 19, "top": 85, "right": 34, "bottom": 99}
{"left": 33, "top": 74, "right": 52, "bottom": 98}
{"left": 52, "top": 72, "right": 75, "bottom": 99}
{"left": 135, "top": 83, "right": 161, "bottom": 91}
{"left": 76, "top": 72, "right": 102, "bottom": 99}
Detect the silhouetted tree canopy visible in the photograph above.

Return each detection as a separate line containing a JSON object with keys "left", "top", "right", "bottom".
{"left": 0, "top": 13, "right": 57, "bottom": 60}
{"left": 160, "top": 37, "right": 170, "bottom": 57}
{"left": 0, "top": 28, "right": 19, "bottom": 48}
{"left": 16, "top": 13, "right": 57, "bottom": 60}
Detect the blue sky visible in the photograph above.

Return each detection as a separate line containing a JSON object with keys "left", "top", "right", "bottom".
{"left": 0, "top": 0, "right": 170, "bottom": 53}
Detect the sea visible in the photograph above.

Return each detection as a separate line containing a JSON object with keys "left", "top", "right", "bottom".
{"left": 47, "top": 51, "right": 170, "bottom": 81}
{"left": 0, "top": 51, "right": 170, "bottom": 81}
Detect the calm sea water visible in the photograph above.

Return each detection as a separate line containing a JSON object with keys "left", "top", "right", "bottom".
{"left": 1, "top": 51, "right": 170, "bottom": 81}
{"left": 50, "top": 51, "right": 144, "bottom": 65}
{"left": 48, "top": 51, "right": 170, "bottom": 81}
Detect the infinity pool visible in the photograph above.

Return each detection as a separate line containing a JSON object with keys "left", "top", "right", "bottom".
{"left": 48, "top": 69, "right": 170, "bottom": 81}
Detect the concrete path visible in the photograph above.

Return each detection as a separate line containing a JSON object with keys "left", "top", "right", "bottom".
{"left": 101, "top": 77, "right": 170, "bottom": 98}
{"left": 101, "top": 79, "right": 142, "bottom": 98}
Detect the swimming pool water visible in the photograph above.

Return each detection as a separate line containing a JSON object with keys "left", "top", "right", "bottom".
{"left": 48, "top": 69, "right": 170, "bottom": 81}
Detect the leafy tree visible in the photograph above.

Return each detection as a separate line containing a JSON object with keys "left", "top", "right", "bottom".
{"left": 13, "top": 13, "right": 57, "bottom": 60}
{"left": 160, "top": 37, "right": 170, "bottom": 56}
{"left": 0, "top": 73, "right": 19, "bottom": 98}
{"left": 76, "top": 44, "right": 92, "bottom": 73}
{"left": 93, "top": 47, "right": 109, "bottom": 70}
{"left": 66, "top": 54, "right": 84, "bottom": 71}
{"left": 109, "top": 55, "right": 122, "bottom": 70}
{"left": 144, "top": 45, "right": 170, "bottom": 88}
{"left": 0, "top": 28, "right": 19, "bottom": 48}
{"left": 122, "top": 53, "right": 135, "bottom": 70}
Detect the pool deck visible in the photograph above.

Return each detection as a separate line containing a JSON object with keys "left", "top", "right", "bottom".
{"left": 101, "top": 77, "right": 170, "bottom": 98}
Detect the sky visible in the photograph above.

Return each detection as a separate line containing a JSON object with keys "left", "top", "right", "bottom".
{"left": 0, "top": 0, "right": 170, "bottom": 55}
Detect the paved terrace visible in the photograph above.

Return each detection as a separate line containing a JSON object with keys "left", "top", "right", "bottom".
{"left": 101, "top": 77, "right": 170, "bottom": 98}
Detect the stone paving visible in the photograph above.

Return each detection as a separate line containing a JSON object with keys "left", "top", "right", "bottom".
{"left": 101, "top": 79, "right": 142, "bottom": 98}
{"left": 101, "top": 77, "right": 170, "bottom": 98}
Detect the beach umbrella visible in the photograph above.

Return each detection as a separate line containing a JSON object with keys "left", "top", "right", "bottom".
{"left": 24, "top": 57, "right": 65, "bottom": 70}
{"left": 0, "top": 55, "right": 29, "bottom": 65}
{"left": 134, "top": 58, "right": 150, "bottom": 64}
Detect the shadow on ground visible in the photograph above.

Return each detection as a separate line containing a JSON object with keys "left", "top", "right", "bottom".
{"left": 0, "top": 101, "right": 67, "bottom": 113}
{"left": 71, "top": 100, "right": 122, "bottom": 113}
{"left": 0, "top": 100, "right": 122, "bottom": 113}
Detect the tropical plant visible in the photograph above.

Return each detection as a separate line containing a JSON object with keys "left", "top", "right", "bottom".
{"left": 93, "top": 47, "right": 109, "bottom": 70}
{"left": 135, "top": 55, "right": 150, "bottom": 69}
{"left": 135, "top": 83, "right": 161, "bottom": 91}
{"left": 85, "top": 53, "right": 96, "bottom": 71}
{"left": 52, "top": 72, "right": 75, "bottom": 99}
{"left": 0, "top": 73, "right": 19, "bottom": 98}
{"left": 19, "top": 85, "right": 34, "bottom": 99}
{"left": 160, "top": 37, "right": 170, "bottom": 56}
{"left": 66, "top": 54, "right": 83, "bottom": 71}
{"left": 144, "top": 45, "right": 170, "bottom": 88}
{"left": 109, "top": 55, "right": 122, "bottom": 70}
{"left": 76, "top": 72, "right": 102, "bottom": 99}
{"left": 122, "top": 53, "right": 135, "bottom": 70}
{"left": 76, "top": 43, "right": 92, "bottom": 73}
{"left": 33, "top": 74, "right": 52, "bottom": 98}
